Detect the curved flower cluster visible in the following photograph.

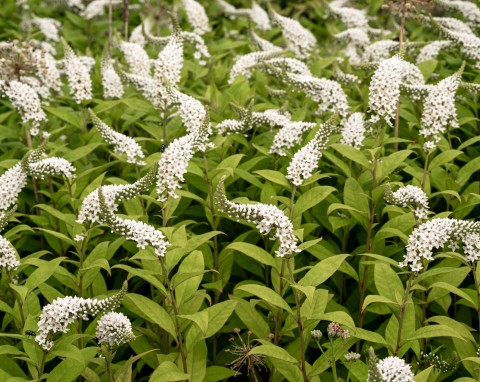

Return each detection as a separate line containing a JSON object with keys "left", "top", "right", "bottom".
{"left": 363, "top": 40, "right": 399, "bottom": 62}
{"left": 216, "top": 177, "right": 299, "bottom": 257}
{"left": 340, "top": 112, "right": 366, "bottom": 149}
{"left": 96, "top": 312, "right": 136, "bottom": 347}
{"left": 182, "top": 32, "right": 210, "bottom": 65}
{"left": 118, "top": 41, "right": 151, "bottom": 77}
{"left": 250, "top": 29, "right": 282, "bottom": 52}
{"left": 154, "top": 29, "right": 184, "bottom": 86}
{"left": 385, "top": 184, "right": 429, "bottom": 220}
{"left": 419, "top": 71, "right": 461, "bottom": 149}
{"left": 287, "top": 117, "right": 338, "bottom": 186}
{"left": 229, "top": 51, "right": 282, "bottom": 84}
{"left": 216, "top": 0, "right": 271, "bottom": 30}
{"left": 121, "top": 72, "right": 166, "bottom": 110}
{"left": 369, "top": 55, "right": 424, "bottom": 126}
{"left": 0, "top": 163, "right": 28, "bottom": 210}
{"left": 0, "top": 235, "right": 20, "bottom": 272}
{"left": 270, "top": 120, "right": 317, "bottom": 156}
{"left": 368, "top": 356, "right": 414, "bottom": 382}
{"left": 27, "top": 157, "right": 76, "bottom": 179}
{"left": 345, "top": 352, "right": 361, "bottom": 362}
{"left": 99, "top": 189, "right": 168, "bottom": 257}
{"left": 269, "top": 9, "right": 317, "bottom": 59}
{"left": 61, "top": 39, "right": 92, "bottom": 103}
{"left": 32, "top": 16, "right": 61, "bottom": 41}
{"left": 101, "top": 53, "right": 124, "bottom": 99}
{"left": 89, "top": 109, "right": 145, "bottom": 165}
{"left": 416, "top": 40, "right": 453, "bottom": 63}
{"left": 35, "top": 282, "right": 128, "bottom": 350}
{"left": 434, "top": 16, "right": 473, "bottom": 34}
{"left": 181, "top": 0, "right": 211, "bottom": 35}
{"left": 0, "top": 80, "right": 47, "bottom": 129}
{"left": 32, "top": 50, "right": 62, "bottom": 93}
{"left": 77, "top": 167, "right": 157, "bottom": 224}
{"left": 81, "top": 0, "right": 122, "bottom": 20}
{"left": 285, "top": 73, "right": 350, "bottom": 117}
{"left": 329, "top": 0, "right": 369, "bottom": 29}
{"left": 402, "top": 218, "right": 480, "bottom": 271}
{"left": 436, "top": 0, "right": 480, "bottom": 27}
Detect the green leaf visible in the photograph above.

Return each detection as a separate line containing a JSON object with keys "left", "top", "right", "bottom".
{"left": 292, "top": 186, "right": 336, "bottom": 220}
{"left": 429, "top": 282, "right": 476, "bottom": 308}
{"left": 204, "top": 300, "right": 237, "bottom": 338}
{"left": 428, "top": 150, "right": 463, "bottom": 170}
{"left": 204, "top": 366, "right": 237, "bottom": 382}
{"left": 225, "top": 242, "right": 275, "bottom": 267}
{"left": 64, "top": 143, "right": 104, "bottom": 162}
{"left": 46, "top": 358, "right": 85, "bottom": 382}
{"left": 149, "top": 361, "right": 190, "bottom": 382}
{"left": 175, "top": 250, "right": 204, "bottom": 306}
{"left": 405, "top": 325, "right": 468, "bottom": 342}
{"left": 374, "top": 263, "right": 404, "bottom": 302}
{"left": 25, "top": 257, "right": 66, "bottom": 294}
{"left": 331, "top": 143, "right": 370, "bottom": 168}
{"left": 299, "top": 254, "right": 349, "bottom": 287}
{"left": 236, "top": 284, "right": 293, "bottom": 314}
{"left": 34, "top": 229, "right": 75, "bottom": 246}
{"left": 254, "top": 169, "right": 291, "bottom": 188}
{"left": 123, "top": 294, "right": 177, "bottom": 338}
{"left": 233, "top": 298, "right": 271, "bottom": 339}
{"left": 248, "top": 345, "right": 298, "bottom": 364}
{"left": 362, "top": 295, "right": 398, "bottom": 312}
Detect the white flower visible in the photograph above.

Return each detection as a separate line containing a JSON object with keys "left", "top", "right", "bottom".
{"left": 345, "top": 352, "right": 361, "bottom": 362}
{"left": 181, "top": 31, "right": 211, "bottom": 65}
{"left": 61, "top": 39, "right": 92, "bottom": 103}
{"left": 340, "top": 112, "right": 366, "bottom": 149}
{"left": 327, "top": 321, "right": 350, "bottom": 339}
{"left": 385, "top": 185, "right": 429, "bottom": 220}
{"left": 334, "top": 28, "right": 370, "bottom": 47}
{"left": 0, "top": 235, "right": 20, "bottom": 272}
{"left": 74, "top": 234, "right": 84, "bottom": 242}
{"left": 419, "top": 71, "right": 461, "bottom": 148}
{"left": 0, "top": 164, "right": 28, "bottom": 211}
{"left": 89, "top": 110, "right": 145, "bottom": 165}
{"left": 81, "top": 0, "right": 121, "bottom": 20}
{"left": 35, "top": 282, "right": 128, "bottom": 350}
{"left": 32, "top": 16, "right": 61, "bottom": 41}
{"left": 401, "top": 218, "right": 480, "bottom": 271}
{"left": 250, "top": 30, "right": 282, "bottom": 52}
{"left": 229, "top": 51, "right": 281, "bottom": 84}
{"left": 216, "top": 176, "right": 299, "bottom": 257}
{"left": 28, "top": 157, "right": 76, "bottom": 179}
{"left": 122, "top": 72, "right": 166, "bottom": 109}
{"left": 363, "top": 40, "right": 399, "bottom": 62}
{"left": 181, "top": 0, "right": 211, "bottom": 35}
{"left": 96, "top": 312, "right": 135, "bottom": 347}
{"left": 416, "top": 40, "right": 453, "bottom": 63}
{"left": 153, "top": 30, "right": 184, "bottom": 87}
{"left": 436, "top": 0, "right": 480, "bottom": 27}
{"left": 269, "top": 9, "right": 316, "bottom": 59}
{"left": 434, "top": 17, "right": 473, "bottom": 34}
{"left": 33, "top": 50, "right": 62, "bottom": 92}
{"left": 250, "top": 1, "right": 271, "bottom": 31}
{"left": 0, "top": 80, "right": 47, "bottom": 128}
{"left": 101, "top": 53, "right": 124, "bottom": 99}
{"left": 370, "top": 356, "right": 414, "bottom": 382}
{"left": 368, "top": 55, "right": 424, "bottom": 126}
{"left": 329, "top": 1, "right": 369, "bottom": 29}
{"left": 287, "top": 117, "right": 338, "bottom": 186}
{"left": 118, "top": 41, "right": 151, "bottom": 78}
{"left": 129, "top": 24, "right": 146, "bottom": 47}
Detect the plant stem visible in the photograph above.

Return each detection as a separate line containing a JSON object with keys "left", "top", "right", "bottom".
{"left": 286, "top": 259, "right": 309, "bottom": 382}
{"left": 394, "top": 0, "right": 407, "bottom": 151}
{"left": 472, "top": 262, "right": 480, "bottom": 343}
{"left": 421, "top": 151, "right": 430, "bottom": 191}
{"left": 37, "top": 340, "right": 50, "bottom": 381}
{"left": 159, "top": 257, "right": 189, "bottom": 379}
{"left": 122, "top": 0, "right": 129, "bottom": 40}
{"left": 329, "top": 337, "right": 338, "bottom": 381}
{"left": 108, "top": 0, "right": 113, "bottom": 54}
{"left": 105, "top": 345, "right": 115, "bottom": 382}
{"left": 274, "top": 258, "right": 287, "bottom": 345}
{"left": 162, "top": 99, "right": 168, "bottom": 143}
{"left": 394, "top": 273, "right": 414, "bottom": 356}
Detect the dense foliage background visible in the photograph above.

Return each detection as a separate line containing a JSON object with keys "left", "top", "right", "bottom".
{"left": 0, "top": 0, "right": 480, "bottom": 381}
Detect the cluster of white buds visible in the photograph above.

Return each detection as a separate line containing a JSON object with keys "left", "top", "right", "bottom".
{"left": 0, "top": 163, "right": 28, "bottom": 211}
{"left": 81, "top": 0, "right": 122, "bottom": 20}
{"left": 368, "top": 55, "right": 424, "bottom": 126}
{"left": 130, "top": 24, "right": 146, "bottom": 47}
{"left": 88, "top": 109, "right": 145, "bottom": 165}
{"left": 27, "top": 157, "right": 76, "bottom": 179}
{"left": 154, "top": 25, "right": 184, "bottom": 87}
{"left": 182, "top": 32, "right": 210, "bottom": 65}
{"left": 229, "top": 51, "right": 282, "bottom": 84}
{"left": 77, "top": 166, "right": 157, "bottom": 224}
{"left": 283, "top": 73, "right": 350, "bottom": 117}
{"left": 419, "top": 69, "right": 461, "bottom": 150}
{"left": 416, "top": 41, "right": 453, "bottom": 63}
{"left": 0, "top": 80, "right": 47, "bottom": 129}
{"left": 121, "top": 71, "right": 166, "bottom": 110}
{"left": 216, "top": 176, "right": 299, "bottom": 257}
{"left": 32, "top": 49, "right": 62, "bottom": 93}
{"left": 118, "top": 41, "right": 151, "bottom": 77}
{"left": 98, "top": 188, "right": 169, "bottom": 257}
{"left": 0, "top": 208, "right": 19, "bottom": 272}
{"left": 327, "top": 322, "right": 350, "bottom": 339}
{"left": 260, "top": 57, "right": 312, "bottom": 77}
{"left": 329, "top": 0, "right": 370, "bottom": 29}
{"left": 96, "top": 312, "right": 136, "bottom": 347}
{"left": 340, "top": 112, "right": 366, "bottom": 149}
{"left": 269, "top": 8, "right": 317, "bottom": 59}
{"left": 345, "top": 352, "right": 361, "bottom": 362}
{"left": 310, "top": 329, "right": 323, "bottom": 339}
{"left": 436, "top": 0, "right": 480, "bottom": 27}
{"left": 250, "top": 29, "right": 282, "bottom": 52}
{"left": 101, "top": 51, "right": 124, "bottom": 99}
{"left": 363, "top": 40, "right": 399, "bottom": 62}
{"left": 402, "top": 218, "right": 480, "bottom": 271}
{"left": 367, "top": 356, "right": 414, "bottom": 382}
{"left": 181, "top": 0, "right": 211, "bottom": 35}
{"left": 287, "top": 116, "right": 338, "bottom": 186}
{"left": 270, "top": 119, "right": 317, "bottom": 156}
{"left": 434, "top": 16, "right": 474, "bottom": 34}
{"left": 216, "top": 0, "right": 271, "bottom": 30}
{"left": 334, "top": 28, "right": 370, "bottom": 48}
{"left": 61, "top": 39, "right": 92, "bottom": 103}
{"left": 31, "top": 16, "right": 61, "bottom": 41}
{"left": 385, "top": 184, "right": 429, "bottom": 220}
{"left": 35, "top": 281, "right": 128, "bottom": 350}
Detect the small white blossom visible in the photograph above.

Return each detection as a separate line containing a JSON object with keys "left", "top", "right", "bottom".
{"left": 32, "top": 16, "right": 61, "bottom": 41}
{"left": 363, "top": 40, "right": 399, "bottom": 62}
{"left": 129, "top": 24, "right": 146, "bottom": 47}
{"left": 329, "top": 1, "right": 369, "bottom": 29}
{"left": 327, "top": 322, "right": 350, "bottom": 339}
{"left": 181, "top": 0, "right": 211, "bottom": 35}
{"left": 74, "top": 234, "right": 84, "bottom": 242}
{"left": 35, "top": 282, "right": 128, "bottom": 350}
{"left": 216, "top": 176, "right": 299, "bottom": 257}
{"left": 385, "top": 185, "right": 429, "bottom": 220}
{"left": 89, "top": 109, "right": 145, "bottom": 165}
{"left": 334, "top": 28, "right": 370, "bottom": 47}
{"left": 122, "top": 72, "right": 166, "bottom": 109}
{"left": 250, "top": 1, "right": 271, "bottom": 30}
{"left": 182, "top": 32, "right": 210, "bottom": 65}
{"left": 340, "top": 112, "right": 366, "bottom": 149}
{"left": 0, "top": 235, "right": 20, "bottom": 272}
{"left": 118, "top": 41, "right": 151, "bottom": 78}
{"left": 62, "top": 39, "right": 92, "bottom": 103}
{"left": 33, "top": 50, "right": 62, "bottom": 92}
{"left": 28, "top": 157, "right": 76, "bottom": 179}
{"left": 402, "top": 218, "right": 480, "bottom": 271}
{"left": 269, "top": 9, "right": 316, "bottom": 59}
{"left": 436, "top": 0, "right": 480, "bottom": 27}
{"left": 153, "top": 30, "right": 184, "bottom": 86}
{"left": 96, "top": 312, "right": 135, "bottom": 347}
{"left": 229, "top": 51, "right": 281, "bottom": 84}
{"left": 370, "top": 356, "right": 414, "bottom": 382}
{"left": 345, "top": 352, "right": 361, "bottom": 362}
{"left": 0, "top": 164, "right": 28, "bottom": 211}
{"left": 0, "top": 80, "right": 47, "bottom": 128}
{"left": 416, "top": 40, "right": 453, "bottom": 63}
{"left": 101, "top": 53, "right": 124, "bottom": 99}
{"left": 250, "top": 30, "right": 282, "bottom": 52}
